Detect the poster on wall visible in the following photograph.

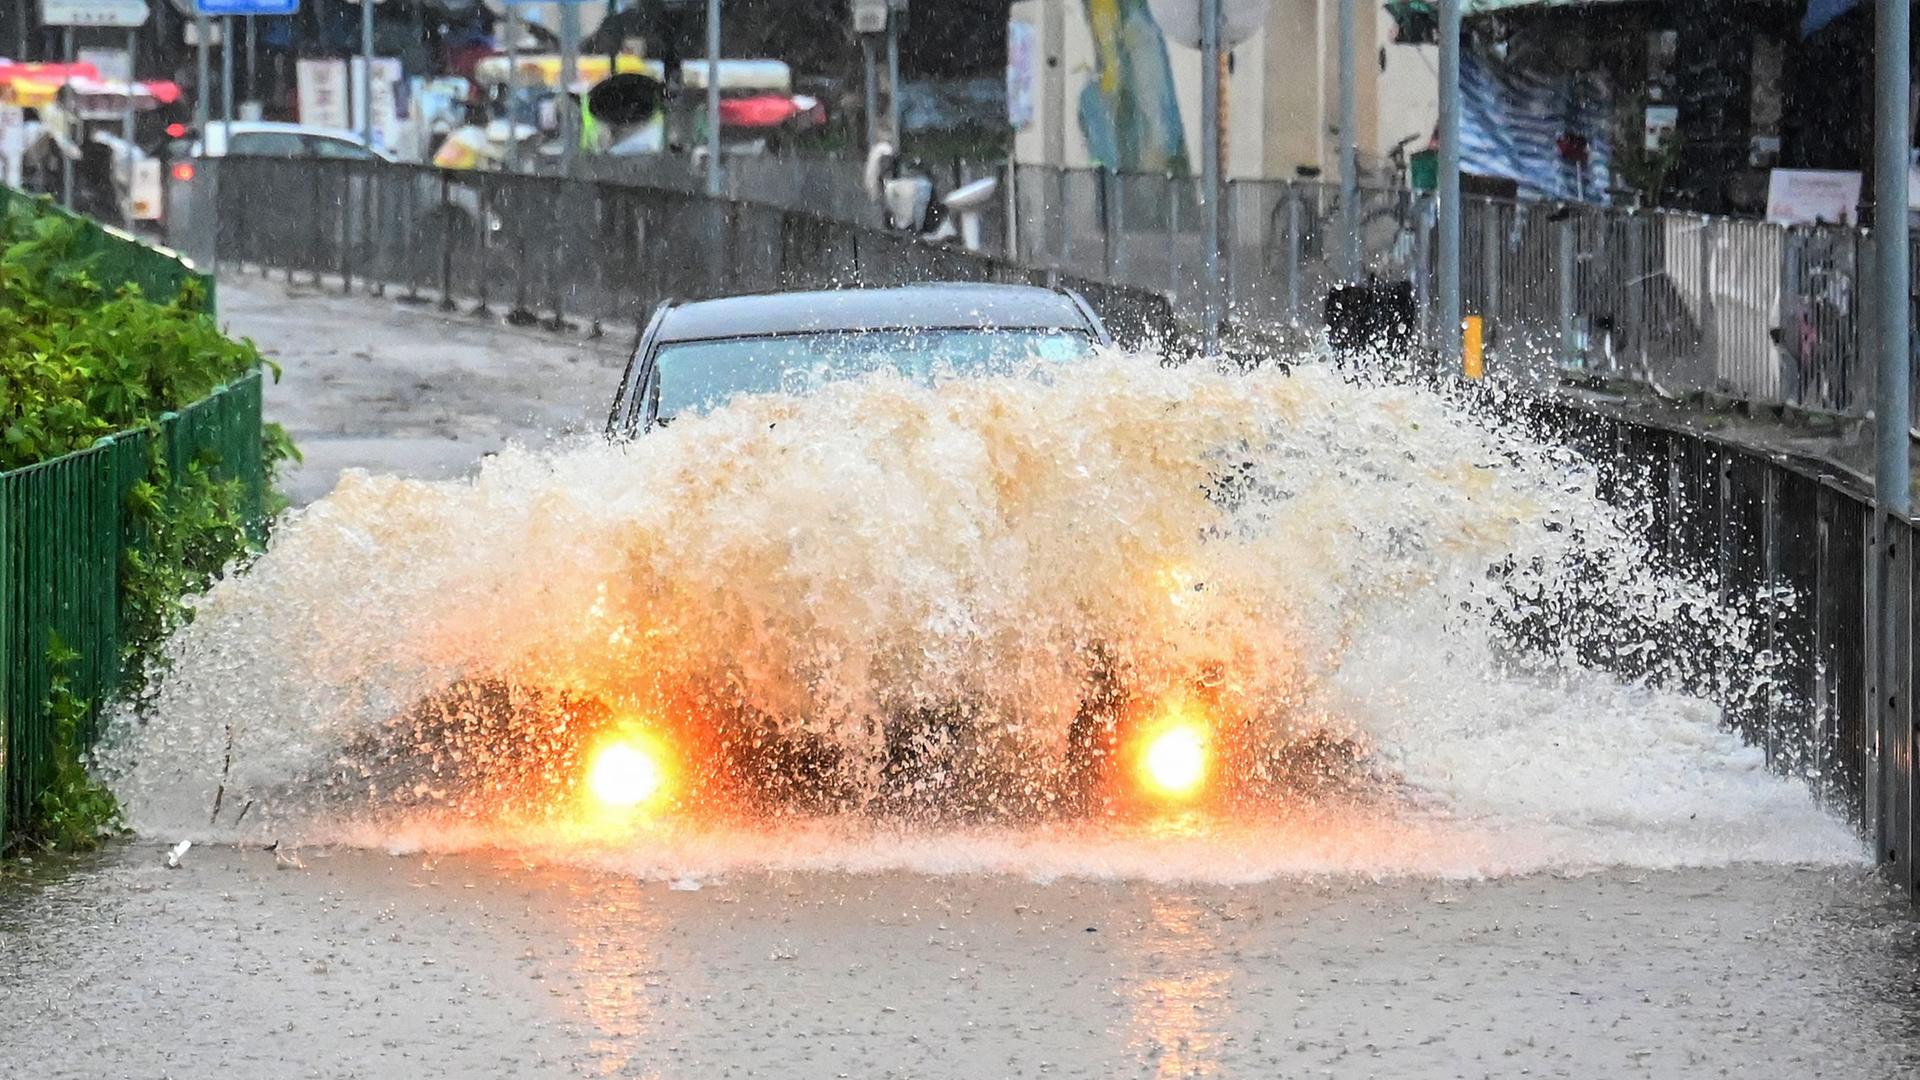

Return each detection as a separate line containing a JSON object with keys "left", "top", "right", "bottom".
{"left": 296, "top": 57, "right": 350, "bottom": 130}
{"left": 1765, "top": 168, "right": 1861, "bottom": 226}
{"left": 349, "top": 56, "right": 405, "bottom": 154}
{"left": 1007, "top": 19, "right": 1035, "bottom": 131}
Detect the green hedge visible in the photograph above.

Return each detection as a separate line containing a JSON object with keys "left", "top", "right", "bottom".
{"left": 0, "top": 186, "right": 213, "bottom": 314}
{"left": 1, "top": 187, "right": 281, "bottom": 851}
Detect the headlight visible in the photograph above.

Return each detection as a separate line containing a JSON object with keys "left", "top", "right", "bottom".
{"left": 1134, "top": 705, "right": 1210, "bottom": 802}
{"left": 583, "top": 724, "right": 675, "bottom": 815}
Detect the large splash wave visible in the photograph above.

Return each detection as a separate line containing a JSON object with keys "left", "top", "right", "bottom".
{"left": 98, "top": 355, "right": 1863, "bottom": 878}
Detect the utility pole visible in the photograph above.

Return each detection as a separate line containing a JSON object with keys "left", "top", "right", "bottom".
{"left": 1435, "top": 0, "right": 1461, "bottom": 361}
{"left": 1199, "top": 0, "right": 1223, "bottom": 354}
{"left": 560, "top": 0, "right": 581, "bottom": 174}
{"left": 358, "top": 0, "right": 374, "bottom": 146}
{"left": 1336, "top": 0, "right": 1358, "bottom": 281}
{"left": 704, "top": 0, "right": 720, "bottom": 195}
{"left": 195, "top": 14, "right": 210, "bottom": 134}
{"left": 221, "top": 16, "right": 233, "bottom": 144}
{"left": 1873, "top": 0, "right": 1913, "bottom": 883}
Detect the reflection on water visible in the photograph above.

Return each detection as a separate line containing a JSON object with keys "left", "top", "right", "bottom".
{"left": 568, "top": 881, "right": 666, "bottom": 1078}
{"left": 1126, "top": 896, "right": 1231, "bottom": 1078}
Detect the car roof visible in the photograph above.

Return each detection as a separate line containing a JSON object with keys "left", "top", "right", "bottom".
{"left": 654, "top": 284, "right": 1100, "bottom": 344}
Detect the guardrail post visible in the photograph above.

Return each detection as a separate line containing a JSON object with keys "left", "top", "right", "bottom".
{"left": 1102, "top": 169, "right": 1118, "bottom": 283}
{"left": 437, "top": 170, "right": 456, "bottom": 312}
{"left": 1167, "top": 172, "right": 1180, "bottom": 302}
{"left": 1285, "top": 183, "right": 1303, "bottom": 327}
{"left": 1482, "top": 202, "right": 1500, "bottom": 354}
{"left": 1556, "top": 210, "right": 1577, "bottom": 369}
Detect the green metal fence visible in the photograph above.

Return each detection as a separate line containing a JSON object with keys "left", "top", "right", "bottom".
{"left": 0, "top": 372, "right": 264, "bottom": 845}
{"left": 2, "top": 186, "right": 248, "bottom": 844}
{"left": 0, "top": 185, "right": 215, "bottom": 313}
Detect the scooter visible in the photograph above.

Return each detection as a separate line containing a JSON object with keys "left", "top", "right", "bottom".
{"left": 864, "top": 141, "right": 998, "bottom": 253}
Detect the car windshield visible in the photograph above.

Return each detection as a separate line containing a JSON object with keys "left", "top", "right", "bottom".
{"left": 653, "top": 328, "right": 1097, "bottom": 418}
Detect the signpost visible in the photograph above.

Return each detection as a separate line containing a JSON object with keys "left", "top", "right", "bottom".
{"left": 191, "top": 0, "right": 296, "bottom": 14}
{"left": 40, "top": 0, "right": 150, "bottom": 27}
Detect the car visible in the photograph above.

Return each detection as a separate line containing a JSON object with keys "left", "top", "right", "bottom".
{"left": 354, "top": 286, "right": 1342, "bottom": 827}
{"left": 606, "top": 283, "right": 1114, "bottom": 437}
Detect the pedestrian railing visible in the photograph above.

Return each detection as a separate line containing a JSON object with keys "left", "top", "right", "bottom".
{"left": 1, "top": 375, "right": 265, "bottom": 845}
{"left": 205, "top": 157, "right": 1174, "bottom": 351}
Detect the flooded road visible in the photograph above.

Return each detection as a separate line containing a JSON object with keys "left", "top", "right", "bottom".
{"left": 4, "top": 843, "right": 1917, "bottom": 1079}
{"left": 12, "top": 279, "right": 1912, "bottom": 1078}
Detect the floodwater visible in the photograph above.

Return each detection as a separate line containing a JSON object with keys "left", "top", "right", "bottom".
{"left": 7, "top": 282, "right": 1918, "bottom": 1077}
{"left": 3, "top": 846, "right": 1917, "bottom": 1078}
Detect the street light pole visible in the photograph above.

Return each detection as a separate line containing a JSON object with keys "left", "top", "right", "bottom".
{"left": 359, "top": 0, "right": 374, "bottom": 147}
{"left": 705, "top": 0, "right": 722, "bottom": 197}
{"left": 1200, "top": 0, "right": 1222, "bottom": 355}
{"left": 1337, "top": 0, "right": 1358, "bottom": 281}
{"left": 560, "top": 0, "right": 581, "bottom": 174}
{"left": 1875, "top": 0, "right": 1910, "bottom": 521}
{"left": 1436, "top": 0, "right": 1461, "bottom": 362}
{"left": 1873, "top": 0, "right": 1912, "bottom": 880}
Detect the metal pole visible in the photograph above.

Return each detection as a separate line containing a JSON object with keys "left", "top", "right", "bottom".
{"left": 1873, "top": 0, "right": 1912, "bottom": 870}
{"left": 560, "top": 0, "right": 581, "bottom": 174}
{"left": 861, "top": 34, "right": 878, "bottom": 148}
{"left": 505, "top": 1, "right": 520, "bottom": 171}
{"left": 885, "top": 10, "right": 902, "bottom": 148}
{"left": 1875, "top": 0, "right": 1911, "bottom": 519}
{"left": 1200, "top": 0, "right": 1222, "bottom": 353}
{"left": 221, "top": 17, "right": 234, "bottom": 145}
{"left": 246, "top": 15, "right": 257, "bottom": 110}
{"left": 195, "top": 16, "right": 211, "bottom": 136}
{"left": 60, "top": 27, "right": 75, "bottom": 209}
{"left": 359, "top": 0, "right": 374, "bottom": 147}
{"left": 1337, "top": 0, "right": 1358, "bottom": 281}
{"left": 1436, "top": 0, "right": 1462, "bottom": 360}
{"left": 705, "top": 0, "right": 721, "bottom": 197}
{"left": 123, "top": 27, "right": 137, "bottom": 228}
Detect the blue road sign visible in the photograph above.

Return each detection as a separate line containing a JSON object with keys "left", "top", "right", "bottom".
{"left": 194, "top": 0, "right": 298, "bottom": 15}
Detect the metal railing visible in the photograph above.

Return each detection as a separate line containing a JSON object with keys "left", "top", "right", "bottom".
{"left": 1002, "top": 163, "right": 1878, "bottom": 417}
{"left": 205, "top": 157, "right": 1174, "bottom": 351}
{"left": 2, "top": 374, "right": 266, "bottom": 844}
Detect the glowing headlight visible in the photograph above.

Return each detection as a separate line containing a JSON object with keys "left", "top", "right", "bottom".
{"left": 585, "top": 729, "right": 671, "bottom": 812}
{"left": 1136, "top": 715, "right": 1209, "bottom": 801}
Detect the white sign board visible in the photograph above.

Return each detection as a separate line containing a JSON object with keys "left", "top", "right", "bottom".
{"left": 129, "top": 157, "right": 163, "bottom": 220}
{"left": 350, "top": 56, "right": 405, "bottom": 153}
{"left": 77, "top": 47, "right": 133, "bottom": 83}
{"left": 1643, "top": 105, "right": 1677, "bottom": 152}
{"left": 297, "top": 57, "right": 351, "bottom": 130}
{"left": 1007, "top": 19, "right": 1035, "bottom": 131}
{"left": 0, "top": 104, "right": 26, "bottom": 189}
{"left": 1765, "top": 169, "right": 1862, "bottom": 226}
{"left": 41, "top": 0, "right": 150, "bottom": 26}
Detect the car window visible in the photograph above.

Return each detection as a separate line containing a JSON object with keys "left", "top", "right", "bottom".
{"left": 225, "top": 131, "right": 307, "bottom": 158}
{"left": 309, "top": 137, "right": 376, "bottom": 160}
{"left": 651, "top": 329, "right": 1096, "bottom": 419}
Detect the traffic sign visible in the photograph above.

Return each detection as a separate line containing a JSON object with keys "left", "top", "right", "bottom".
{"left": 40, "top": 0, "right": 151, "bottom": 27}
{"left": 192, "top": 0, "right": 299, "bottom": 14}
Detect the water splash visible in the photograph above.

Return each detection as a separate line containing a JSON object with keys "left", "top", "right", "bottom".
{"left": 99, "top": 354, "right": 1863, "bottom": 877}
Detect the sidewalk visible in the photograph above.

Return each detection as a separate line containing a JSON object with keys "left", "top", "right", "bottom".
{"left": 216, "top": 273, "right": 631, "bottom": 505}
